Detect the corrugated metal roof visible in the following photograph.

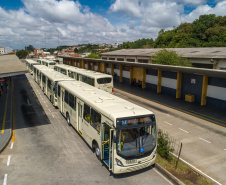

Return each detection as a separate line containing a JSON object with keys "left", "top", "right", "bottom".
{"left": 0, "top": 55, "right": 28, "bottom": 78}
{"left": 59, "top": 56, "right": 226, "bottom": 79}
{"left": 100, "top": 48, "right": 226, "bottom": 59}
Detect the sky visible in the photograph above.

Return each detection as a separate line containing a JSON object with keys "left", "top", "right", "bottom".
{"left": 0, "top": 0, "right": 226, "bottom": 50}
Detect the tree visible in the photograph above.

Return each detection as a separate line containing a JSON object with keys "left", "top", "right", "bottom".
{"left": 151, "top": 49, "right": 192, "bottom": 67}
{"left": 16, "top": 50, "right": 29, "bottom": 59}
{"left": 84, "top": 53, "right": 101, "bottom": 59}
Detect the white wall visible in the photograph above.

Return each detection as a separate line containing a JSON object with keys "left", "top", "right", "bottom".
{"left": 107, "top": 67, "right": 111, "bottom": 74}
{"left": 123, "top": 71, "right": 130, "bottom": 78}
{"left": 146, "top": 75, "right": 158, "bottom": 85}
{"left": 114, "top": 69, "right": 120, "bottom": 76}
{"left": 162, "top": 77, "right": 177, "bottom": 89}
{"left": 207, "top": 85, "right": 226, "bottom": 101}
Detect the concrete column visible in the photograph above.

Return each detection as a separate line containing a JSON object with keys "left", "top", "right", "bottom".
{"left": 111, "top": 64, "right": 114, "bottom": 76}
{"left": 120, "top": 65, "right": 123, "bottom": 83}
{"left": 142, "top": 68, "right": 146, "bottom": 89}
{"left": 97, "top": 62, "right": 100, "bottom": 71}
{"left": 91, "top": 62, "right": 94, "bottom": 71}
{"left": 201, "top": 76, "right": 208, "bottom": 106}
{"left": 157, "top": 70, "right": 162, "bottom": 93}
{"left": 103, "top": 63, "right": 107, "bottom": 73}
{"left": 176, "top": 72, "right": 182, "bottom": 98}
{"left": 130, "top": 67, "right": 133, "bottom": 83}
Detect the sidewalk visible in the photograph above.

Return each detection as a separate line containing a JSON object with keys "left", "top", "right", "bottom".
{"left": 114, "top": 81, "right": 226, "bottom": 127}
{"left": 0, "top": 79, "right": 12, "bottom": 153}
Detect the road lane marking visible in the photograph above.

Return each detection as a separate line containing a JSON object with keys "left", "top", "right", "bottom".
{"left": 7, "top": 155, "right": 11, "bottom": 166}
{"left": 10, "top": 142, "right": 14, "bottom": 149}
{"left": 179, "top": 128, "right": 189, "bottom": 133}
{"left": 52, "top": 114, "right": 55, "bottom": 118}
{"left": 154, "top": 169, "right": 174, "bottom": 185}
{"left": 43, "top": 101, "right": 46, "bottom": 103}
{"left": 224, "top": 149, "right": 226, "bottom": 151}
{"left": 199, "top": 137, "right": 211, "bottom": 143}
{"left": 1, "top": 91, "right": 9, "bottom": 134}
{"left": 46, "top": 104, "right": 48, "bottom": 107}
{"left": 3, "top": 174, "right": 7, "bottom": 185}
{"left": 164, "top": 121, "right": 172, "bottom": 126}
{"left": 171, "top": 153, "right": 222, "bottom": 185}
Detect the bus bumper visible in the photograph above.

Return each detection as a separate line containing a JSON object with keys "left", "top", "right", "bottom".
{"left": 112, "top": 157, "right": 155, "bottom": 174}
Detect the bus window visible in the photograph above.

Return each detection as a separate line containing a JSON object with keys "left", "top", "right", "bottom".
{"left": 42, "top": 74, "right": 46, "bottom": 83}
{"left": 69, "top": 93, "right": 75, "bottom": 110}
{"left": 97, "top": 77, "right": 112, "bottom": 84}
{"left": 65, "top": 90, "right": 69, "bottom": 104}
{"left": 54, "top": 66, "right": 57, "bottom": 71}
{"left": 58, "top": 85, "right": 61, "bottom": 97}
{"left": 83, "top": 103, "right": 90, "bottom": 123}
{"left": 47, "top": 79, "right": 51, "bottom": 89}
{"left": 90, "top": 109, "right": 101, "bottom": 133}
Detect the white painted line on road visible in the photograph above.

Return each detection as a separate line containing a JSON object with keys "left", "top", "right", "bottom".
{"left": 46, "top": 104, "right": 48, "bottom": 107}
{"left": 179, "top": 128, "right": 189, "bottom": 134}
{"left": 3, "top": 174, "right": 7, "bottom": 185}
{"left": 164, "top": 121, "right": 172, "bottom": 126}
{"left": 43, "top": 101, "right": 46, "bottom": 104}
{"left": 48, "top": 109, "right": 51, "bottom": 112}
{"left": 199, "top": 137, "right": 211, "bottom": 143}
{"left": 224, "top": 149, "right": 226, "bottom": 151}
{"left": 154, "top": 169, "right": 174, "bottom": 185}
{"left": 52, "top": 114, "right": 55, "bottom": 118}
{"left": 7, "top": 155, "right": 11, "bottom": 166}
{"left": 171, "top": 153, "right": 222, "bottom": 185}
{"left": 10, "top": 142, "right": 14, "bottom": 149}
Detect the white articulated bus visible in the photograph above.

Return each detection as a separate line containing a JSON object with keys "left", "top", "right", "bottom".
{"left": 25, "top": 59, "right": 40, "bottom": 75}
{"left": 40, "top": 70, "right": 74, "bottom": 106}
{"left": 54, "top": 64, "right": 114, "bottom": 93}
{"left": 33, "top": 65, "right": 53, "bottom": 86}
{"left": 37, "top": 59, "right": 56, "bottom": 69}
{"left": 57, "top": 80, "right": 157, "bottom": 174}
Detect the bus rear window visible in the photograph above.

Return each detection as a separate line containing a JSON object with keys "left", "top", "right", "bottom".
{"left": 97, "top": 77, "right": 112, "bottom": 84}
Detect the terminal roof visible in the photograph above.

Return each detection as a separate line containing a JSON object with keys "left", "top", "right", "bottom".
{"left": 0, "top": 55, "right": 27, "bottom": 78}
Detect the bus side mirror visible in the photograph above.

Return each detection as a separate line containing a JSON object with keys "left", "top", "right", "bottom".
{"left": 113, "top": 135, "right": 117, "bottom": 143}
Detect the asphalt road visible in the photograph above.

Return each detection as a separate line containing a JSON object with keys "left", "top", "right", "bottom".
{"left": 0, "top": 74, "right": 172, "bottom": 185}
{"left": 113, "top": 89, "right": 226, "bottom": 185}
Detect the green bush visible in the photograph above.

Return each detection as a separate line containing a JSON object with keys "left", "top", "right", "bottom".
{"left": 157, "top": 129, "right": 174, "bottom": 160}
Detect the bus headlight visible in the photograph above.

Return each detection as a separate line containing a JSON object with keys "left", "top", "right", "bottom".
{"left": 115, "top": 158, "right": 123, "bottom": 166}
{"left": 153, "top": 152, "right": 156, "bottom": 159}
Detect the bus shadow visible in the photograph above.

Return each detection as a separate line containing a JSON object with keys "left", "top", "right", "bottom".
{"left": 15, "top": 75, "right": 51, "bottom": 130}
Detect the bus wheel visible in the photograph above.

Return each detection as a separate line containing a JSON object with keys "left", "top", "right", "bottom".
{"left": 95, "top": 144, "right": 101, "bottom": 160}
{"left": 66, "top": 113, "right": 71, "bottom": 126}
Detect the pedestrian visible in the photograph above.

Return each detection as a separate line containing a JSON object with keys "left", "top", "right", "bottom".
{"left": 1, "top": 82, "right": 3, "bottom": 92}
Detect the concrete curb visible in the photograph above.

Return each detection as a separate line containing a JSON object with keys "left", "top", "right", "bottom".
{"left": 155, "top": 163, "right": 185, "bottom": 185}
{"left": 0, "top": 80, "right": 13, "bottom": 154}
{"left": 0, "top": 130, "right": 12, "bottom": 154}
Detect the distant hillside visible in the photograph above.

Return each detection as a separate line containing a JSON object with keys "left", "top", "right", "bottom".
{"left": 121, "top": 14, "right": 226, "bottom": 49}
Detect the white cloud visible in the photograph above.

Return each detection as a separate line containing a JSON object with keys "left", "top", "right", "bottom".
{"left": 1, "top": 0, "right": 226, "bottom": 49}
{"left": 109, "top": 0, "right": 141, "bottom": 18}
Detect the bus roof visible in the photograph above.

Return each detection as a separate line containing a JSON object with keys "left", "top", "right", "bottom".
{"left": 55, "top": 64, "right": 112, "bottom": 79}
{"left": 41, "top": 70, "right": 74, "bottom": 82}
{"left": 25, "top": 59, "right": 39, "bottom": 65}
{"left": 34, "top": 65, "right": 53, "bottom": 71}
{"left": 58, "top": 80, "right": 153, "bottom": 127}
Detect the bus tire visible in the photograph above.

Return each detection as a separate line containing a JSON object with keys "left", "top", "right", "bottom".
{"left": 66, "top": 113, "right": 71, "bottom": 126}
{"left": 95, "top": 144, "right": 101, "bottom": 160}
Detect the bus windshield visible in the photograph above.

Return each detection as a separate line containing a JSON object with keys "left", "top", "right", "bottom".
{"left": 97, "top": 77, "right": 112, "bottom": 84}
{"left": 116, "top": 124, "right": 156, "bottom": 158}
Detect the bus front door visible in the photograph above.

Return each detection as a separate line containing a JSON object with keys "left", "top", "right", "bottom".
{"left": 101, "top": 123, "right": 113, "bottom": 170}
{"left": 61, "top": 90, "right": 64, "bottom": 114}
{"left": 77, "top": 102, "right": 83, "bottom": 134}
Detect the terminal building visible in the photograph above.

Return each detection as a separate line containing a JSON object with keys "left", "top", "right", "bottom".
{"left": 60, "top": 48, "right": 226, "bottom": 113}
{"left": 100, "top": 48, "right": 226, "bottom": 70}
